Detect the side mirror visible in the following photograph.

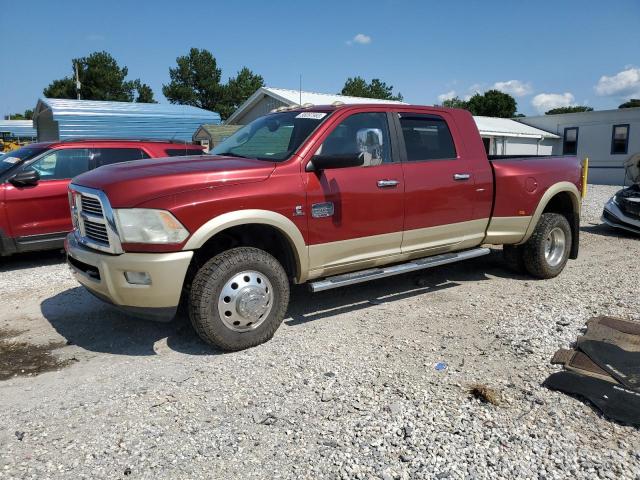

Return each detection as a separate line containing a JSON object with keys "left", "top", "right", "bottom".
{"left": 10, "top": 168, "right": 40, "bottom": 187}
{"left": 306, "top": 153, "right": 365, "bottom": 172}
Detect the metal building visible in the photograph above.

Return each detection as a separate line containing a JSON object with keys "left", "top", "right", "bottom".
{"left": 473, "top": 116, "right": 559, "bottom": 156}
{"left": 33, "top": 98, "right": 220, "bottom": 142}
{"left": 0, "top": 120, "right": 37, "bottom": 140}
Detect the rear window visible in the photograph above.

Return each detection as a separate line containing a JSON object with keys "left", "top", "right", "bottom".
{"left": 164, "top": 148, "right": 205, "bottom": 157}
{"left": 93, "top": 148, "right": 150, "bottom": 167}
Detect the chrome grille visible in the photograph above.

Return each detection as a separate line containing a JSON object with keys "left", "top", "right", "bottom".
{"left": 83, "top": 219, "right": 109, "bottom": 244}
{"left": 80, "top": 196, "right": 103, "bottom": 216}
{"left": 69, "top": 184, "right": 123, "bottom": 254}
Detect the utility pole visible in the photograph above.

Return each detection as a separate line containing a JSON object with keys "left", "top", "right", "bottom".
{"left": 75, "top": 62, "right": 81, "bottom": 100}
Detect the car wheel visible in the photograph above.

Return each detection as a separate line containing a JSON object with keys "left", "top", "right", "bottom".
{"left": 522, "top": 213, "right": 572, "bottom": 279}
{"left": 188, "top": 247, "right": 290, "bottom": 351}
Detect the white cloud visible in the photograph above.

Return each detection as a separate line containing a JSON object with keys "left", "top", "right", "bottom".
{"left": 531, "top": 92, "right": 575, "bottom": 114}
{"left": 347, "top": 33, "right": 371, "bottom": 46}
{"left": 437, "top": 90, "right": 456, "bottom": 102}
{"left": 595, "top": 67, "right": 640, "bottom": 98}
{"left": 492, "top": 79, "right": 533, "bottom": 97}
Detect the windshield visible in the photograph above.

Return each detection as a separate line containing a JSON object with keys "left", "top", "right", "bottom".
{"left": 0, "top": 145, "right": 48, "bottom": 174}
{"left": 212, "top": 111, "right": 329, "bottom": 161}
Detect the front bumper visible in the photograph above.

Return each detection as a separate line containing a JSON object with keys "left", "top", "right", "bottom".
{"left": 65, "top": 233, "right": 193, "bottom": 321}
{"left": 602, "top": 199, "right": 640, "bottom": 235}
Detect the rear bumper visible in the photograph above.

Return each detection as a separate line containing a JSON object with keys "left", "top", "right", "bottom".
{"left": 602, "top": 199, "right": 640, "bottom": 235}
{"left": 65, "top": 233, "right": 193, "bottom": 321}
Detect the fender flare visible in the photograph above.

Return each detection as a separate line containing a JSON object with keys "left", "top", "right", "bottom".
{"left": 183, "top": 209, "right": 309, "bottom": 282}
{"left": 519, "top": 181, "right": 581, "bottom": 244}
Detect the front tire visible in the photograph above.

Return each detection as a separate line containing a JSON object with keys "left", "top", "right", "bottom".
{"left": 522, "top": 213, "right": 572, "bottom": 279}
{"left": 188, "top": 247, "right": 290, "bottom": 351}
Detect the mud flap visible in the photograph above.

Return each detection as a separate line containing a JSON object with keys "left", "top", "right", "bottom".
{"left": 544, "top": 371, "right": 640, "bottom": 427}
{"left": 551, "top": 348, "right": 617, "bottom": 383}
{"left": 576, "top": 339, "right": 640, "bottom": 390}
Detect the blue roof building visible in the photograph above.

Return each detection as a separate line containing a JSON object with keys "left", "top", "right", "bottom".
{"left": 33, "top": 98, "right": 220, "bottom": 142}
{"left": 0, "top": 120, "right": 37, "bottom": 139}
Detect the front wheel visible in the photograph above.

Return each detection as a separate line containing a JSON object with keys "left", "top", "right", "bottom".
{"left": 188, "top": 247, "right": 290, "bottom": 351}
{"left": 522, "top": 213, "right": 572, "bottom": 279}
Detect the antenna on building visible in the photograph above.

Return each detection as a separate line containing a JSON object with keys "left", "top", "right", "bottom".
{"left": 75, "top": 62, "right": 81, "bottom": 100}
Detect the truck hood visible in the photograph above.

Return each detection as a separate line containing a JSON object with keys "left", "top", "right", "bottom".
{"left": 72, "top": 155, "right": 277, "bottom": 207}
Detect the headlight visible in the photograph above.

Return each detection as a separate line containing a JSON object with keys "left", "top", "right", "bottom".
{"left": 114, "top": 209, "right": 189, "bottom": 244}
{"left": 612, "top": 195, "right": 619, "bottom": 206}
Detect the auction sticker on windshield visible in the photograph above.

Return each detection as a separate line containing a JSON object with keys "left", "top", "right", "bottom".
{"left": 295, "top": 112, "right": 327, "bottom": 119}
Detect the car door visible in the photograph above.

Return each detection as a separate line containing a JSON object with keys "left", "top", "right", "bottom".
{"left": 395, "top": 112, "right": 483, "bottom": 255}
{"left": 4, "top": 147, "right": 91, "bottom": 241}
{"left": 304, "top": 111, "right": 405, "bottom": 277}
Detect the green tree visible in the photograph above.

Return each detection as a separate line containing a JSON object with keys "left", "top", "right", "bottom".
{"left": 220, "top": 67, "right": 264, "bottom": 119}
{"left": 162, "top": 49, "right": 264, "bottom": 119}
{"left": 340, "top": 76, "right": 403, "bottom": 101}
{"left": 619, "top": 99, "right": 640, "bottom": 109}
{"left": 4, "top": 109, "right": 34, "bottom": 120}
{"left": 441, "top": 96, "right": 469, "bottom": 109}
{"left": 133, "top": 80, "right": 157, "bottom": 103}
{"left": 162, "top": 48, "right": 223, "bottom": 112}
{"left": 43, "top": 51, "right": 155, "bottom": 102}
{"left": 466, "top": 90, "right": 517, "bottom": 118}
{"left": 545, "top": 106, "right": 593, "bottom": 115}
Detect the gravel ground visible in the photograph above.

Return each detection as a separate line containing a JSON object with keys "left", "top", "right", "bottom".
{"left": 1, "top": 184, "right": 639, "bottom": 480}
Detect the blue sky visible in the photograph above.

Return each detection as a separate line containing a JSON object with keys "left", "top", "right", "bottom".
{"left": 1, "top": 0, "right": 639, "bottom": 117}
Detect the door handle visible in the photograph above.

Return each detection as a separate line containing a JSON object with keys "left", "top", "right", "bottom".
{"left": 453, "top": 173, "right": 471, "bottom": 181}
{"left": 377, "top": 179, "right": 399, "bottom": 188}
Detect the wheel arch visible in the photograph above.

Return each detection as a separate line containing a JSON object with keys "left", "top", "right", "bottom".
{"left": 520, "top": 182, "right": 581, "bottom": 259}
{"left": 183, "top": 210, "right": 309, "bottom": 282}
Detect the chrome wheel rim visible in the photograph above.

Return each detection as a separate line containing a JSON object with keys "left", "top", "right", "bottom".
{"left": 544, "top": 227, "right": 566, "bottom": 267}
{"left": 217, "top": 270, "right": 273, "bottom": 332}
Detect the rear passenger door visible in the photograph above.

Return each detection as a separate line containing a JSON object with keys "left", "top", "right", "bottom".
{"left": 395, "top": 112, "right": 482, "bottom": 255}
{"left": 91, "top": 147, "right": 150, "bottom": 168}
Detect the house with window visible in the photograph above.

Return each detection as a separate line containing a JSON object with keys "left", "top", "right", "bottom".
{"left": 517, "top": 108, "right": 640, "bottom": 185}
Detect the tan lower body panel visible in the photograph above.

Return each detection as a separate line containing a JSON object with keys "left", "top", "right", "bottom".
{"left": 307, "top": 219, "right": 491, "bottom": 280}
{"left": 484, "top": 216, "right": 532, "bottom": 244}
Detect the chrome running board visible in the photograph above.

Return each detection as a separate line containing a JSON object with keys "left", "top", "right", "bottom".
{"left": 309, "top": 247, "right": 491, "bottom": 293}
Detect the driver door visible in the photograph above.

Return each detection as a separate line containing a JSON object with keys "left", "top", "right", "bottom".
{"left": 304, "top": 111, "right": 404, "bottom": 278}
{"left": 4, "top": 147, "right": 91, "bottom": 241}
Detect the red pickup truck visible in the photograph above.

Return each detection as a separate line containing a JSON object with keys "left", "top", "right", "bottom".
{"left": 0, "top": 139, "right": 204, "bottom": 255}
{"left": 65, "top": 104, "right": 585, "bottom": 350}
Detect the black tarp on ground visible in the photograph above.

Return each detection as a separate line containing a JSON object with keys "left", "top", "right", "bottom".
{"left": 544, "top": 371, "right": 640, "bottom": 427}
{"left": 545, "top": 316, "right": 640, "bottom": 427}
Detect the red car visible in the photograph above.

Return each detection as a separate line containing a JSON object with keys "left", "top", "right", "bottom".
{"left": 66, "top": 105, "right": 585, "bottom": 350}
{"left": 0, "top": 139, "right": 204, "bottom": 255}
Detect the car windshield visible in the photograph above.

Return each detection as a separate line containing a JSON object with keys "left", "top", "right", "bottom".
{"left": 0, "top": 145, "right": 48, "bottom": 174}
{"left": 211, "top": 111, "right": 329, "bottom": 161}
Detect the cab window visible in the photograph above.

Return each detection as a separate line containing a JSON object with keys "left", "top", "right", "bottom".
{"left": 317, "top": 112, "right": 393, "bottom": 166}
{"left": 399, "top": 114, "right": 457, "bottom": 161}
{"left": 93, "top": 148, "right": 150, "bottom": 167}
{"left": 28, "top": 148, "right": 91, "bottom": 180}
